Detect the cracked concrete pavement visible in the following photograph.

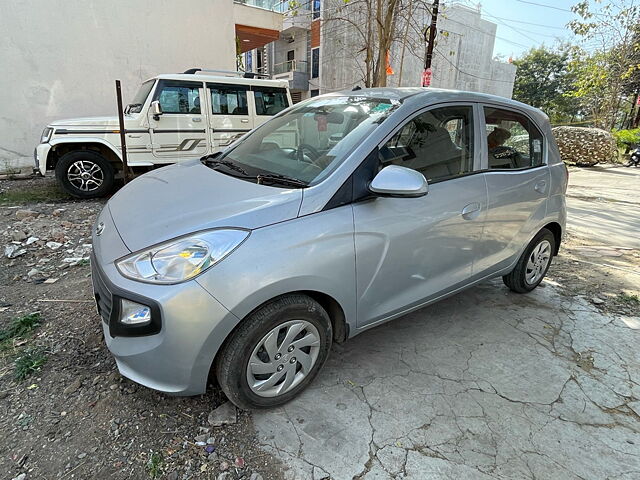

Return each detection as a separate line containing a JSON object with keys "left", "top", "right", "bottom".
{"left": 252, "top": 166, "right": 640, "bottom": 480}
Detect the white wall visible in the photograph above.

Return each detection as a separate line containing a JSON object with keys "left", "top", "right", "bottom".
{"left": 0, "top": 0, "right": 236, "bottom": 172}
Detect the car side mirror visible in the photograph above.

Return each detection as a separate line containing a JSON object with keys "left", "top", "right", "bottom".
{"left": 369, "top": 165, "right": 428, "bottom": 197}
{"left": 150, "top": 100, "right": 163, "bottom": 120}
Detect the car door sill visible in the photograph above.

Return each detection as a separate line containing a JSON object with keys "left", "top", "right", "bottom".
{"left": 354, "top": 262, "right": 517, "bottom": 335}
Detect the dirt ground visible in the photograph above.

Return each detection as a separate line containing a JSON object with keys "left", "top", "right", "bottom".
{"left": 0, "top": 168, "right": 638, "bottom": 480}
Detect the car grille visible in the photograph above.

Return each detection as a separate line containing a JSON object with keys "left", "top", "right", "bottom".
{"left": 91, "top": 254, "right": 113, "bottom": 324}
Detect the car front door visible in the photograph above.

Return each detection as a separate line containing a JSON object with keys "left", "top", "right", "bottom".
{"left": 353, "top": 104, "right": 487, "bottom": 328}
{"left": 207, "top": 83, "right": 253, "bottom": 152}
{"left": 474, "top": 105, "right": 551, "bottom": 275}
{"left": 148, "top": 80, "right": 208, "bottom": 160}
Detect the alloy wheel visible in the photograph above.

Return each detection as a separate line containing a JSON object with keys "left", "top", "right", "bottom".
{"left": 67, "top": 160, "right": 104, "bottom": 192}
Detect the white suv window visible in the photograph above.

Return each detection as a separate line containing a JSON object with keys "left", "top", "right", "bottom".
{"left": 155, "top": 81, "right": 201, "bottom": 114}
{"left": 254, "top": 87, "right": 288, "bottom": 116}
{"left": 210, "top": 84, "right": 248, "bottom": 115}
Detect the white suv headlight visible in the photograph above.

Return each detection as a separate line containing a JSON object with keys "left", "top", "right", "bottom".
{"left": 40, "top": 127, "right": 53, "bottom": 143}
{"left": 116, "top": 229, "right": 249, "bottom": 284}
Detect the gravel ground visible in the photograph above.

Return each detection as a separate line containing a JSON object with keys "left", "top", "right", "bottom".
{"left": 0, "top": 177, "right": 285, "bottom": 480}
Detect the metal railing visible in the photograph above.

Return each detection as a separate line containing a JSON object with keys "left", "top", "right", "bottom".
{"left": 273, "top": 60, "right": 309, "bottom": 75}
{"left": 234, "top": 0, "right": 283, "bottom": 12}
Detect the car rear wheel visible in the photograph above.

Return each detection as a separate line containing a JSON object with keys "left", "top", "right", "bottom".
{"left": 502, "top": 228, "right": 555, "bottom": 293}
{"left": 216, "top": 294, "right": 332, "bottom": 409}
{"left": 55, "top": 150, "right": 115, "bottom": 199}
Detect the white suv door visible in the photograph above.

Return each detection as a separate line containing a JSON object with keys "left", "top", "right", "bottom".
{"left": 148, "top": 80, "right": 209, "bottom": 160}
{"left": 207, "top": 83, "right": 253, "bottom": 151}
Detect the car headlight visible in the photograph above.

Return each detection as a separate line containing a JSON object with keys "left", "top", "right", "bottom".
{"left": 116, "top": 228, "right": 249, "bottom": 284}
{"left": 40, "top": 127, "right": 53, "bottom": 144}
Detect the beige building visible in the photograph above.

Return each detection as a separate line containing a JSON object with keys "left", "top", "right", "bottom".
{"left": 0, "top": 0, "right": 283, "bottom": 172}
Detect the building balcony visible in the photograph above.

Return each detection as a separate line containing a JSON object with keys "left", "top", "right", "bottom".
{"left": 272, "top": 60, "right": 309, "bottom": 91}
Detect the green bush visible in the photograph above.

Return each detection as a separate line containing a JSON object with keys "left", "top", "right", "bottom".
{"left": 612, "top": 128, "right": 640, "bottom": 149}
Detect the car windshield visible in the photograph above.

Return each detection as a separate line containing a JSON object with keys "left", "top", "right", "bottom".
{"left": 127, "top": 80, "right": 155, "bottom": 114}
{"left": 216, "top": 96, "right": 399, "bottom": 186}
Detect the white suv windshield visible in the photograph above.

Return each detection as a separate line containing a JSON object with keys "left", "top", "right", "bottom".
{"left": 217, "top": 96, "right": 399, "bottom": 186}
{"left": 127, "top": 80, "right": 155, "bottom": 114}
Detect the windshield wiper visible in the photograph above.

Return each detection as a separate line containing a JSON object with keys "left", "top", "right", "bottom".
{"left": 203, "top": 158, "right": 250, "bottom": 176}
{"left": 256, "top": 173, "right": 308, "bottom": 188}
{"left": 202, "top": 157, "right": 307, "bottom": 188}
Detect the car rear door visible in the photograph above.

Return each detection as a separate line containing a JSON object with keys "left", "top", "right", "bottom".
{"left": 207, "top": 82, "right": 253, "bottom": 152}
{"left": 148, "top": 80, "right": 209, "bottom": 160}
{"left": 353, "top": 103, "right": 487, "bottom": 328}
{"left": 474, "top": 105, "right": 551, "bottom": 276}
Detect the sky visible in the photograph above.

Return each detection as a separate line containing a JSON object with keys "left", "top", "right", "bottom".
{"left": 455, "top": 0, "right": 583, "bottom": 59}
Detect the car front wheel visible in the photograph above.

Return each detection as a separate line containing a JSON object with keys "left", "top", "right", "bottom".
{"left": 216, "top": 294, "right": 332, "bottom": 409}
{"left": 503, "top": 228, "right": 555, "bottom": 293}
{"left": 55, "top": 150, "right": 115, "bottom": 199}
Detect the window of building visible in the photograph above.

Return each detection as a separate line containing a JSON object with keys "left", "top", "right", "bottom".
{"left": 311, "top": 48, "right": 319, "bottom": 78}
{"left": 245, "top": 51, "right": 253, "bottom": 72}
{"left": 254, "top": 87, "right": 289, "bottom": 116}
{"left": 312, "top": 0, "right": 321, "bottom": 20}
{"left": 209, "top": 84, "right": 248, "bottom": 115}
{"left": 379, "top": 105, "right": 475, "bottom": 183}
{"left": 287, "top": 50, "right": 295, "bottom": 62}
{"left": 310, "top": 89, "right": 319, "bottom": 97}
{"left": 155, "top": 82, "right": 201, "bottom": 114}
{"left": 484, "top": 107, "right": 544, "bottom": 169}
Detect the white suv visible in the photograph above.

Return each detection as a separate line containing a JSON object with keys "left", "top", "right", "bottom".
{"left": 34, "top": 70, "right": 292, "bottom": 198}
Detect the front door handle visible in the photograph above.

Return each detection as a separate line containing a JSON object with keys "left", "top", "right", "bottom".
{"left": 192, "top": 117, "right": 202, "bottom": 122}
{"left": 534, "top": 180, "right": 547, "bottom": 194}
{"left": 241, "top": 119, "right": 250, "bottom": 123}
{"left": 461, "top": 202, "right": 481, "bottom": 220}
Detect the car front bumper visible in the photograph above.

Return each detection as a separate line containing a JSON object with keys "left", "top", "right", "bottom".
{"left": 35, "top": 143, "right": 51, "bottom": 176}
{"left": 91, "top": 207, "right": 240, "bottom": 395}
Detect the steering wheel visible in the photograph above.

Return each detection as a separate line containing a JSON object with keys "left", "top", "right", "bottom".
{"left": 295, "top": 143, "right": 322, "bottom": 165}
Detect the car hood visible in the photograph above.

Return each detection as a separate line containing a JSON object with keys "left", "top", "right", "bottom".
{"left": 50, "top": 115, "right": 133, "bottom": 128}
{"left": 107, "top": 160, "right": 303, "bottom": 253}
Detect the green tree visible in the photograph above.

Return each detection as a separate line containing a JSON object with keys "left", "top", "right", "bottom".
{"left": 512, "top": 45, "right": 579, "bottom": 123}
{"left": 569, "top": 0, "right": 639, "bottom": 129}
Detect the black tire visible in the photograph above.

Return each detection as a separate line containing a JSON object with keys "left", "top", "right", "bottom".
{"left": 216, "top": 294, "right": 332, "bottom": 409}
{"left": 55, "top": 150, "right": 115, "bottom": 199}
{"left": 502, "top": 228, "right": 556, "bottom": 294}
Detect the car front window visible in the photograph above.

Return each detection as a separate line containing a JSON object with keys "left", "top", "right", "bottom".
{"left": 219, "top": 96, "right": 399, "bottom": 185}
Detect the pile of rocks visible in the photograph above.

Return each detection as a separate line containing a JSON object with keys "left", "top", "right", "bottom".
{"left": 552, "top": 126, "right": 617, "bottom": 166}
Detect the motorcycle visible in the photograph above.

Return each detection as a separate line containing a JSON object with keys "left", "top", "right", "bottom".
{"left": 626, "top": 146, "right": 640, "bottom": 167}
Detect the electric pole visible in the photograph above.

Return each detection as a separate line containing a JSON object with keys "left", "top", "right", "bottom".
{"left": 422, "top": 0, "right": 439, "bottom": 87}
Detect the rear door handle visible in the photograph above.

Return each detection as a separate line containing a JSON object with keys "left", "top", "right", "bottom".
{"left": 534, "top": 180, "right": 547, "bottom": 193}
{"left": 461, "top": 202, "right": 481, "bottom": 219}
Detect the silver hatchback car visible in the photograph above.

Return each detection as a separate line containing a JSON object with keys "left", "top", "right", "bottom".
{"left": 92, "top": 88, "right": 567, "bottom": 409}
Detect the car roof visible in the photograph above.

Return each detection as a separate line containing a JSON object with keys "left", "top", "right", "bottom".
{"left": 327, "top": 87, "right": 549, "bottom": 124}
{"left": 150, "top": 73, "right": 289, "bottom": 88}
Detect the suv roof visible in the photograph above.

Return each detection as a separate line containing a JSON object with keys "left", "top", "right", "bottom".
{"left": 151, "top": 73, "right": 289, "bottom": 88}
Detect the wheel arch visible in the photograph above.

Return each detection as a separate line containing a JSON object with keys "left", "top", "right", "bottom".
{"left": 208, "top": 289, "right": 349, "bottom": 385}
{"left": 48, "top": 138, "right": 122, "bottom": 171}
{"left": 541, "top": 221, "right": 562, "bottom": 255}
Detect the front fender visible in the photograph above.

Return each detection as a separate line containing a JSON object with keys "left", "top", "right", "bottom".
{"left": 48, "top": 137, "right": 123, "bottom": 166}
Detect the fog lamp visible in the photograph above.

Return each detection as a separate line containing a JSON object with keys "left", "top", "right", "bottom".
{"left": 120, "top": 299, "right": 151, "bottom": 325}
